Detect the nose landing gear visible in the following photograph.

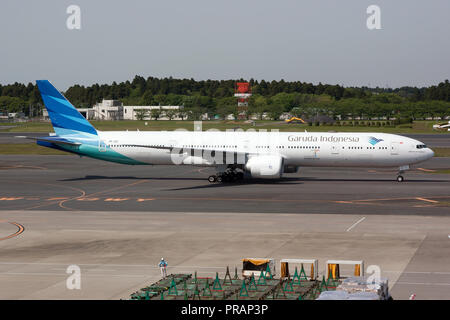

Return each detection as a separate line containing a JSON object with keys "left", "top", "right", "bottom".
{"left": 396, "top": 165, "right": 409, "bottom": 182}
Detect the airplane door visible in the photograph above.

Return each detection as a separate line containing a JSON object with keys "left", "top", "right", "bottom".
{"left": 169, "top": 138, "right": 179, "bottom": 155}
{"left": 331, "top": 143, "right": 340, "bottom": 155}
{"left": 243, "top": 139, "right": 250, "bottom": 152}
{"left": 240, "top": 139, "right": 251, "bottom": 165}
{"left": 98, "top": 140, "right": 107, "bottom": 152}
{"left": 169, "top": 138, "right": 185, "bottom": 163}
{"left": 390, "top": 142, "right": 400, "bottom": 155}
{"left": 169, "top": 139, "right": 178, "bottom": 149}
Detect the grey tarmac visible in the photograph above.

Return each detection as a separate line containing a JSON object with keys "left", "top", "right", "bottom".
{"left": 0, "top": 155, "right": 449, "bottom": 299}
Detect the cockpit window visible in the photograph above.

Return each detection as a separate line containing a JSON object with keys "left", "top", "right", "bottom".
{"left": 416, "top": 144, "right": 427, "bottom": 149}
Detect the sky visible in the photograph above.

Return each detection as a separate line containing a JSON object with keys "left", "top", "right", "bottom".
{"left": 0, "top": 0, "right": 449, "bottom": 90}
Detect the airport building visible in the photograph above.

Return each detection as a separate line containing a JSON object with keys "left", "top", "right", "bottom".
{"left": 61, "top": 99, "right": 184, "bottom": 121}
{"left": 90, "top": 99, "right": 123, "bottom": 120}
{"left": 122, "top": 105, "right": 183, "bottom": 120}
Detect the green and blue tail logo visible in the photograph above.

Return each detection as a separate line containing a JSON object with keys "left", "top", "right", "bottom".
{"left": 368, "top": 136, "right": 384, "bottom": 145}
{"left": 36, "top": 80, "right": 97, "bottom": 136}
{"left": 35, "top": 80, "right": 145, "bottom": 165}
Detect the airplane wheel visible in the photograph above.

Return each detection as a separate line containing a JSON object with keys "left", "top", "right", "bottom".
{"left": 397, "top": 175, "right": 404, "bottom": 182}
{"left": 208, "top": 175, "right": 217, "bottom": 183}
{"left": 216, "top": 175, "right": 223, "bottom": 183}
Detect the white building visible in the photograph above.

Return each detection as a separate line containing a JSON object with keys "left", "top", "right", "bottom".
{"left": 77, "top": 108, "right": 95, "bottom": 120}
{"left": 123, "top": 105, "right": 183, "bottom": 120}
{"left": 91, "top": 100, "right": 123, "bottom": 120}
{"left": 75, "top": 99, "right": 183, "bottom": 120}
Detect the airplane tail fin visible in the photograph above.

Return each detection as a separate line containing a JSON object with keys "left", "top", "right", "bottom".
{"left": 36, "top": 80, "right": 97, "bottom": 136}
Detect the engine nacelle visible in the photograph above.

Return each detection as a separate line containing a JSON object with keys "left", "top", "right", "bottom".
{"left": 244, "top": 155, "right": 283, "bottom": 179}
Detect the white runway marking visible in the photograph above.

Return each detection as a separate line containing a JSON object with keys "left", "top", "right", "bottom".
{"left": 346, "top": 217, "right": 366, "bottom": 232}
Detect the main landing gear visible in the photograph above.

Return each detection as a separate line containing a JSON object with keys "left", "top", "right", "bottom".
{"left": 208, "top": 169, "right": 244, "bottom": 183}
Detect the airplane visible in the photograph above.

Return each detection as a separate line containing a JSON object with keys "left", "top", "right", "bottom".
{"left": 30, "top": 80, "right": 434, "bottom": 183}
{"left": 433, "top": 121, "right": 450, "bottom": 131}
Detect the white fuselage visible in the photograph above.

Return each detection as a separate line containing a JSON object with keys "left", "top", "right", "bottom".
{"left": 96, "top": 131, "right": 434, "bottom": 168}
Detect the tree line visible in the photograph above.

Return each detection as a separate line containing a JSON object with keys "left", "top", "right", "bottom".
{"left": 0, "top": 76, "right": 449, "bottom": 120}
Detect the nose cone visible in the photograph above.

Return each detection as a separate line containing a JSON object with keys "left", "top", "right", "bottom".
{"left": 428, "top": 148, "right": 435, "bottom": 159}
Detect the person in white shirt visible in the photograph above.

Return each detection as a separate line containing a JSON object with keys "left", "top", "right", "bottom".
{"left": 158, "top": 258, "right": 168, "bottom": 278}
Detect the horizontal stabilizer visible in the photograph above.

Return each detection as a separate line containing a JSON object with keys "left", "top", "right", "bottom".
{"left": 27, "top": 136, "right": 81, "bottom": 146}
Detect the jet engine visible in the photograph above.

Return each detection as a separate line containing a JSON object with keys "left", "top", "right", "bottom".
{"left": 244, "top": 155, "right": 283, "bottom": 179}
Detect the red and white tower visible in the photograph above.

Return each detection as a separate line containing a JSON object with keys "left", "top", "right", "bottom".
{"left": 234, "top": 82, "right": 252, "bottom": 120}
